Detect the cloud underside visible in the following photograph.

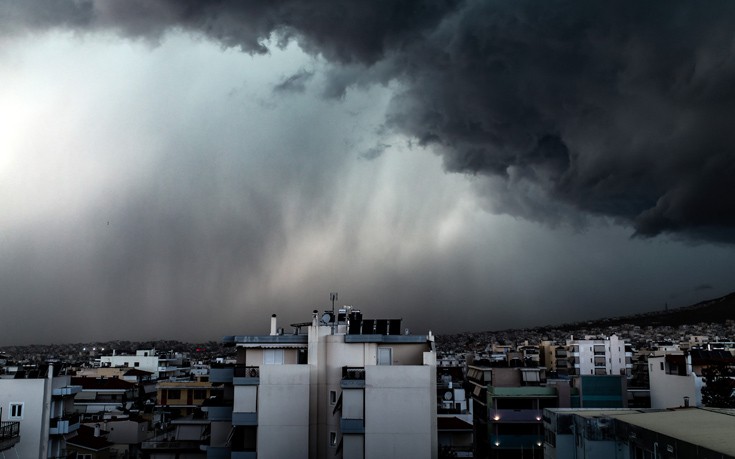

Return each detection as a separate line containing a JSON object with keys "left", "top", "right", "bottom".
{"left": 3, "top": 0, "right": 735, "bottom": 244}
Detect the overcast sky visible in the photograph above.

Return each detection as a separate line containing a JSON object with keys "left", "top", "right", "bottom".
{"left": 1, "top": 1, "right": 735, "bottom": 345}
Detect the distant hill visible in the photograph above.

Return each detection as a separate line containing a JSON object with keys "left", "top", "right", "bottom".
{"left": 552, "top": 292, "right": 735, "bottom": 330}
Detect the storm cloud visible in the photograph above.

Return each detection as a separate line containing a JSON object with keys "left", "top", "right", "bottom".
{"left": 2, "top": 1, "right": 735, "bottom": 345}
{"left": 3, "top": 0, "right": 735, "bottom": 241}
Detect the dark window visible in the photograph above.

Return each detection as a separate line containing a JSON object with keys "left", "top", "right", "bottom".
{"left": 193, "top": 389, "right": 207, "bottom": 400}
{"left": 168, "top": 389, "right": 181, "bottom": 400}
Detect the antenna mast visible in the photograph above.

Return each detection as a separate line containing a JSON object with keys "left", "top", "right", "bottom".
{"left": 330, "top": 292, "right": 338, "bottom": 334}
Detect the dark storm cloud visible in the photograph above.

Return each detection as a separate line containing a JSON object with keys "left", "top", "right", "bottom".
{"left": 4, "top": 0, "right": 735, "bottom": 242}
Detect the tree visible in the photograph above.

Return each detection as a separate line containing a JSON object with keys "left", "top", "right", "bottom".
{"left": 701, "top": 365, "right": 735, "bottom": 408}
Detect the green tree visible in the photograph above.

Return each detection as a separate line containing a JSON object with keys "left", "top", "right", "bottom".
{"left": 701, "top": 365, "right": 735, "bottom": 408}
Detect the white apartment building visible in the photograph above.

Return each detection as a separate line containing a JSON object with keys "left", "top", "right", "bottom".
{"left": 212, "top": 309, "right": 438, "bottom": 459}
{"left": 567, "top": 335, "right": 632, "bottom": 377}
{"left": 0, "top": 365, "right": 81, "bottom": 459}
{"left": 98, "top": 349, "right": 189, "bottom": 379}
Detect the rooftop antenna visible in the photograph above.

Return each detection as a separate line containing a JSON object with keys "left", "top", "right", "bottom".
{"left": 330, "top": 292, "right": 338, "bottom": 334}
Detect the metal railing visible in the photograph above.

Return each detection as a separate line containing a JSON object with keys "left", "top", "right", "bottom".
{"left": 0, "top": 421, "right": 20, "bottom": 441}
{"left": 233, "top": 366, "right": 260, "bottom": 378}
{"left": 342, "top": 367, "right": 366, "bottom": 380}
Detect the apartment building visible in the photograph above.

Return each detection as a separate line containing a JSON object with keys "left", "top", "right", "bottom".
{"left": 567, "top": 335, "right": 632, "bottom": 377}
{"left": 467, "top": 365, "right": 558, "bottom": 458}
{"left": 0, "top": 364, "right": 81, "bottom": 458}
{"left": 98, "top": 349, "right": 190, "bottom": 379}
{"left": 211, "top": 308, "right": 437, "bottom": 459}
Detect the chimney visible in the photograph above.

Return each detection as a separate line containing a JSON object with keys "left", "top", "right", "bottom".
{"left": 270, "top": 314, "right": 277, "bottom": 336}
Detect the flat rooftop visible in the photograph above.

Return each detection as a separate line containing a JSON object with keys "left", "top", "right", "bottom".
{"left": 548, "top": 408, "right": 735, "bottom": 455}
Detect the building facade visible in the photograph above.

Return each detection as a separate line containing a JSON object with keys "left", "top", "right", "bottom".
{"left": 213, "top": 309, "right": 437, "bottom": 459}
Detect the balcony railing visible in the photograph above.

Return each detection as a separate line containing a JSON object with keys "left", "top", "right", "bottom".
{"left": 341, "top": 367, "right": 366, "bottom": 388}
{"left": 234, "top": 366, "right": 260, "bottom": 378}
{"left": 342, "top": 367, "right": 365, "bottom": 380}
{"left": 0, "top": 421, "right": 20, "bottom": 451}
{"left": 49, "top": 413, "right": 81, "bottom": 435}
{"left": 233, "top": 366, "right": 260, "bottom": 385}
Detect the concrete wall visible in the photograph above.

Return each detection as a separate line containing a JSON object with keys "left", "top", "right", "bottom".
{"left": 364, "top": 365, "right": 437, "bottom": 459}
{"left": 100, "top": 355, "right": 160, "bottom": 377}
{"left": 491, "top": 368, "right": 522, "bottom": 387}
{"left": 391, "top": 344, "right": 429, "bottom": 365}
{"left": 0, "top": 378, "right": 45, "bottom": 459}
{"left": 648, "top": 356, "right": 699, "bottom": 409}
{"left": 104, "top": 419, "right": 150, "bottom": 444}
{"left": 344, "top": 434, "right": 365, "bottom": 459}
{"left": 343, "top": 389, "right": 364, "bottom": 419}
{"left": 234, "top": 386, "right": 257, "bottom": 413}
{"left": 258, "top": 365, "right": 310, "bottom": 459}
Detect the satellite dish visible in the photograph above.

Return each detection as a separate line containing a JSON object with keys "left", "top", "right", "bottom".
{"left": 321, "top": 312, "right": 334, "bottom": 324}
{"left": 443, "top": 391, "right": 453, "bottom": 401}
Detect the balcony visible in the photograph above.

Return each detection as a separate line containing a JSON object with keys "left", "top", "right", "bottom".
{"left": 142, "top": 440, "right": 206, "bottom": 452}
{"left": 341, "top": 418, "right": 364, "bottom": 434}
{"left": 49, "top": 413, "right": 81, "bottom": 435}
{"left": 490, "top": 434, "right": 543, "bottom": 449}
{"left": 233, "top": 366, "right": 260, "bottom": 385}
{"left": 0, "top": 421, "right": 20, "bottom": 452}
{"left": 52, "top": 386, "right": 82, "bottom": 397}
{"left": 341, "top": 367, "right": 365, "bottom": 388}
{"left": 491, "top": 410, "right": 543, "bottom": 423}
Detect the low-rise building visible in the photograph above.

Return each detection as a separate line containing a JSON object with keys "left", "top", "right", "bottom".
{"left": 544, "top": 407, "right": 735, "bottom": 458}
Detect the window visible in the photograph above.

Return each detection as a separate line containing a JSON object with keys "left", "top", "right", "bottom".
{"left": 193, "top": 389, "right": 208, "bottom": 400}
{"left": 78, "top": 455, "right": 92, "bottom": 459}
{"left": 9, "top": 403, "right": 23, "bottom": 419}
{"left": 377, "top": 347, "right": 392, "bottom": 366}
{"left": 168, "top": 389, "right": 181, "bottom": 400}
{"left": 660, "top": 362, "right": 664, "bottom": 371}
{"left": 263, "top": 349, "right": 284, "bottom": 365}
{"left": 134, "top": 362, "right": 140, "bottom": 367}
{"left": 329, "top": 431, "right": 337, "bottom": 447}
{"left": 330, "top": 391, "right": 337, "bottom": 404}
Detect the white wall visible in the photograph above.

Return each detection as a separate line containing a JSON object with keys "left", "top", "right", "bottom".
{"left": 648, "top": 356, "right": 699, "bottom": 409}
{"left": 0, "top": 378, "right": 45, "bottom": 459}
{"left": 258, "top": 365, "right": 310, "bottom": 459}
{"left": 364, "top": 365, "right": 437, "bottom": 459}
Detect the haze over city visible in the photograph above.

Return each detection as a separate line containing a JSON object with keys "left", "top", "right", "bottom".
{"left": 1, "top": 1, "right": 735, "bottom": 345}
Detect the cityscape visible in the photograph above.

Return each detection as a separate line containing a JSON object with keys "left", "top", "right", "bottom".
{"left": 2, "top": 292, "right": 735, "bottom": 458}
{"left": 3, "top": 1, "right": 735, "bottom": 459}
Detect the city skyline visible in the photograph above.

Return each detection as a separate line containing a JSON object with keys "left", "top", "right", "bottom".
{"left": 2, "top": 1, "right": 735, "bottom": 345}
